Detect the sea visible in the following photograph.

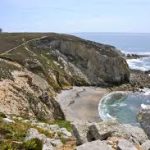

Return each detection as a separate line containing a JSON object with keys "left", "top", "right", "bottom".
{"left": 74, "top": 33, "right": 150, "bottom": 71}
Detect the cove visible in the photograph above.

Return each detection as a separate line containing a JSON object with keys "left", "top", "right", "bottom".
{"left": 98, "top": 90, "right": 150, "bottom": 126}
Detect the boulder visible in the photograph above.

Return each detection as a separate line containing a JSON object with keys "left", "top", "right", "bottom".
{"left": 59, "top": 128, "right": 72, "bottom": 138}
{"left": 76, "top": 140, "right": 112, "bottom": 150}
{"left": 49, "top": 139, "right": 63, "bottom": 149}
{"left": 123, "top": 124, "right": 148, "bottom": 144}
{"left": 141, "top": 140, "right": 150, "bottom": 150}
{"left": 88, "top": 121, "right": 117, "bottom": 141}
{"left": 72, "top": 121, "right": 148, "bottom": 146}
{"left": 72, "top": 122, "right": 91, "bottom": 145}
{"left": 79, "top": 121, "right": 148, "bottom": 145}
{"left": 117, "top": 139, "right": 137, "bottom": 150}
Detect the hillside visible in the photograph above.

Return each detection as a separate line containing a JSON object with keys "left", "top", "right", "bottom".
{"left": 0, "top": 32, "right": 131, "bottom": 149}
{"left": 0, "top": 33, "right": 130, "bottom": 120}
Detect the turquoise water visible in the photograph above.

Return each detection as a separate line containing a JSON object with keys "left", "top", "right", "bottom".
{"left": 99, "top": 91, "right": 150, "bottom": 126}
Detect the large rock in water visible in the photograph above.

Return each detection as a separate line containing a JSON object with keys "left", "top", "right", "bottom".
{"left": 30, "top": 33, "right": 130, "bottom": 85}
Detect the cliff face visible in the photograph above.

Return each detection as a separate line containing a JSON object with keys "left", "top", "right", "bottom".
{"left": 0, "top": 59, "right": 64, "bottom": 121}
{"left": 31, "top": 34, "right": 130, "bottom": 85}
{"left": 0, "top": 33, "right": 130, "bottom": 120}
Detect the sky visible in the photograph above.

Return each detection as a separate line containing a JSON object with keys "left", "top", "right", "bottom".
{"left": 0, "top": 0, "right": 150, "bottom": 33}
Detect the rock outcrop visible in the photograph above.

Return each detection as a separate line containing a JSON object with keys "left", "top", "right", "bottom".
{"left": 117, "top": 139, "right": 137, "bottom": 150}
{"left": 30, "top": 34, "right": 130, "bottom": 85}
{"left": 76, "top": 140, "right": 112, "bottom": 150}
{"left": 141, "top": 140, "right": 150, "bottom": 150}
{"left": 137, "top": 106, "right": 150, "bottom": 138}
{"left": 72, "top": 121, "right": 148, "bottom": 147}
{"left": 0, "top": 68, "right": 64, "bottom": 120}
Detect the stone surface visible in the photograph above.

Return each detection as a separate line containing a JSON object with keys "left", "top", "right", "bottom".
{"left": 72, "top": 122, "right": 90, "bottom": 145}
{"left": 2, "top": 118, "right": 15, "bottom": 124}
{"left": 117, "top": 139, "right": 137, "bottom": 150}
{"left": 123, "top": 124, "right": 148, "bottom": 144}
{"left": 50, "top": 139, "right": 63, "bottom": 148}
{"left": 73, "top": 121, "right": 148, "bottom": 145}
{"left": 0, "top": 70, "right": 64, "bottom": 121}
{"left": 138, "top": 108, "right": 150, "bottom": 138}
{"left": 141, "top": 140, "right": 150, "bottom": 150}
{"left": 76, "top": 140, "right": 112, "bottom": 150}
{"left": 88, "top": 121, "right": 116, "bottom": 141}
{"left": 60, "top": 128, "right": 72, "bottom": 138}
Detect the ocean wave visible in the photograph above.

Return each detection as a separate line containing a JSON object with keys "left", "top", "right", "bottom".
{"left": 124, "top": 51, "right": 150, "bottom": 55}
{"left": 99, "top": 90, "right": 150, "bottom": 125}
{"left": 141, "top": 88, "right": 150, "bottom": 96}
{"left": 127, "top": 57, "right": 150, "bottom": 71}
{"left": 98, "top": 91, "right": 127, "bottom": 121}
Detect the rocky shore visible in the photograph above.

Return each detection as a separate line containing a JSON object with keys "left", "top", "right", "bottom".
{"left": 0, "top": 33, "right": 150, "bottom": 149}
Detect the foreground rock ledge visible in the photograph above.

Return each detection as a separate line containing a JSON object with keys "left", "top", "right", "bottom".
{"left": 72, "top": 121, "right": 148, "bottom": 148}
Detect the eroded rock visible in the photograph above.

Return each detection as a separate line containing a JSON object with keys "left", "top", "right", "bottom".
{"left": 141, "top": 140, "right": 150, "bottom": 150}
{"left": 138, "top": 108, "right": 150, "bottom": 138}
{"left": 76, "top": 140, "right": 112, "bottom": 150}
{"left": 72, "top": 121, "right": 148, "bottom": 146}
{"left": 72, "top": 122, "right": 91, "bottom": 145}
{"left": 117, "top": 139, "right": 137, "bottom": 150}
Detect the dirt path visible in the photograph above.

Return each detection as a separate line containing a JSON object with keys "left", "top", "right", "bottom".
{"left": 0, "top": 36, "right": 47, "bottom": 56}
{"left": 56, "top": 86, "right": 108, "bottom": 123}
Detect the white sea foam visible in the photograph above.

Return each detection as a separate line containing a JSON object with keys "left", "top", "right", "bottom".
{"left": 124, "top": 51, "right": 150, "bottom": 56}
{"left": 127, "top": 57, "right": 150, "bottom": 71}
{"left": 98, "top": 91, "right": 127, "bottom": 121}
{"left": 142, "top": 88, "right": 150, "bottom": 96}
{"left": 141, "top": 104, "right": 147, "bottom": 109}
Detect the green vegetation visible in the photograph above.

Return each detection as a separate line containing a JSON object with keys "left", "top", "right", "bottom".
{"left": 0, "top": 118, "right": 48, "bottom": 149}
{"left": 0, "top": 138, "right": 43, "bottom": 150}
{"left": 49, "top": 120, "right": 72, "bottom": 132}
{"left": 24, "top": 138, "right": 43, "bottom": 150}
{"left": 0, "top": 116, "right": 73, "bottom": 149}
{"left": 0, "top": 140, "right": 24, "bottom": 150}
{"left": 0, "top": 59, "right": 21, "bottom": 80}
{"left": 0, "top": 119, "right": 29, "bottom": 142}
{"left": 0, "top": 112, "right": 7, "bottom": 118}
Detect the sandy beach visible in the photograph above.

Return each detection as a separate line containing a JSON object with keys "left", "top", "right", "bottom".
{"left": 56, "top": 86, "right": 108, "bottom": 123}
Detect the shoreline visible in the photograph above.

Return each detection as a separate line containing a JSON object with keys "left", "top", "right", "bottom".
{"left": 56, "top": 69, "right": 150, "bottom": 124}
{"left": 56, "top": 86, "right": 108, "bottom": 123}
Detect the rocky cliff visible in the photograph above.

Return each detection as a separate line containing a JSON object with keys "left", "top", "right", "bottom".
{"left": 0, "top": 33, "right": 130, "bottom": 120}
{"left": 30, "top": 33, "right": 130, "bottom": 85}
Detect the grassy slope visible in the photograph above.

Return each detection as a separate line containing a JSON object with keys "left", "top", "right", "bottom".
{"left": 0, "top": 33, "right": 89, "bottom": 91}
{"left": 0, "top": 33, "right": 90, "bottom": 149}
